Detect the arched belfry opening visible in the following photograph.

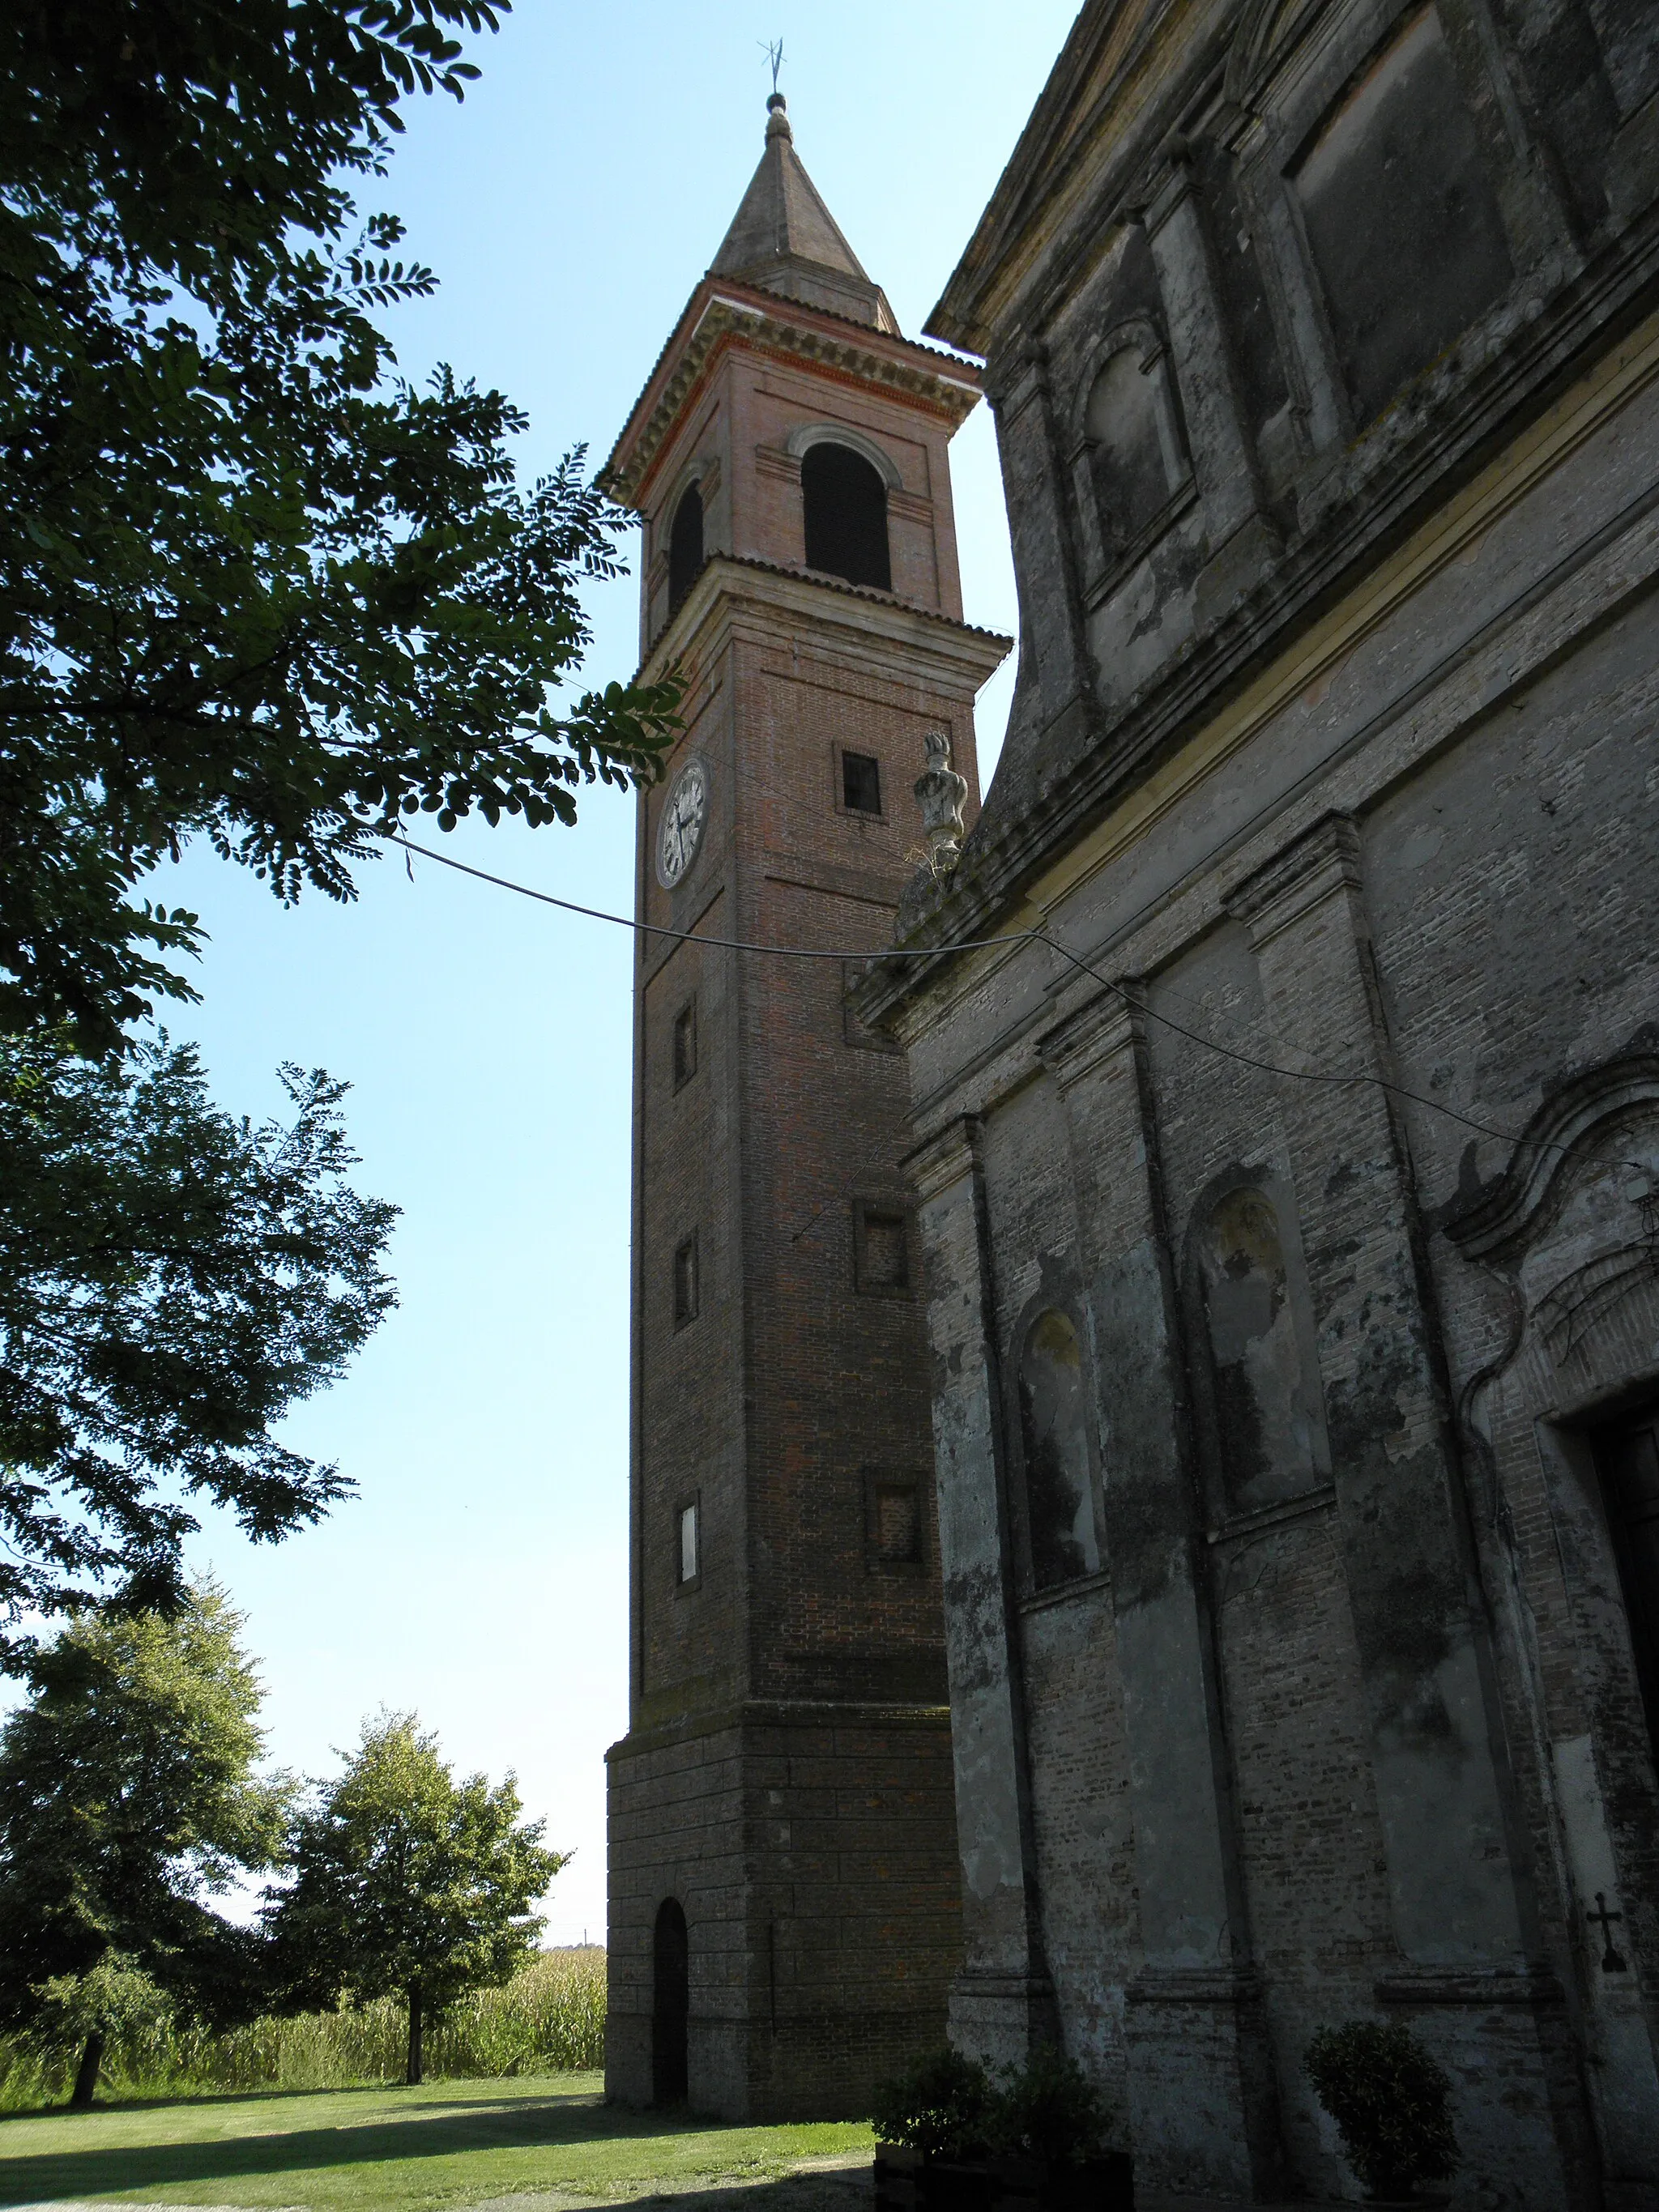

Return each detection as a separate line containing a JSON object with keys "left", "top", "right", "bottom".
{"left": 667, "top": 485, "right": 704, "bottom": 619}
{"left": 651, "top": 1897, "right": 689, "bottom": 2103}
{"left": 801, "top": 441, "right": 890, "bottom": 591}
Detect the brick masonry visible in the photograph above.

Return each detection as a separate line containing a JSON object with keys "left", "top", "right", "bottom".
{"left": 600, "top": 106, "right": 1010, "bottom": 2123}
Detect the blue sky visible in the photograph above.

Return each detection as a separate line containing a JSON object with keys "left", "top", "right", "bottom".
{"left": 56, "top": 4, "right": 1079, "bottom": 1945}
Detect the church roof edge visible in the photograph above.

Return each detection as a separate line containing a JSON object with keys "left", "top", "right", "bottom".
{"left": 924, "top": 0, "right": 1158, "bottom": 355}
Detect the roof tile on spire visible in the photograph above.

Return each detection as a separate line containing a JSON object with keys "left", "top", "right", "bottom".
{"left": 709, "top": 96, "right": 900, "bottom": 335}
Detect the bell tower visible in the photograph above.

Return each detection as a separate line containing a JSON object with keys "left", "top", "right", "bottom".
{"left": 601, "top": 94, "right": 1009, "bottom": 2120}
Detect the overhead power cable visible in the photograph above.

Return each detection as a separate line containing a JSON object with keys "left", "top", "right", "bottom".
{"left": 392, "top": 831, "right": 1029, "bottom": 957}
{"left": 390, "top": 832, "right": 1644, "bottom": 1178}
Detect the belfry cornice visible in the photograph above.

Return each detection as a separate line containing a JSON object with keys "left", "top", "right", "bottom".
{"left": 600, "top": 279, "right": 983, "bottom": 510}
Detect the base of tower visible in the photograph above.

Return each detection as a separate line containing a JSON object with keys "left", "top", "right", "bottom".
{"left": 606, "top": 1700, "right": 958, "bottom": 2121}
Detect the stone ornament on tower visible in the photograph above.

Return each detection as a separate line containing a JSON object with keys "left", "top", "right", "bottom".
{"left": 915, "top": 728, "right": 968, "bottom": 872}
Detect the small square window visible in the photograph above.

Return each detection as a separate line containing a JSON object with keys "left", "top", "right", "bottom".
{"left": 672, "top": 998, "right": 697, "bottom": 1089}
{"left": 855, "top": 1202, "right": 911, "bottom": 1294}
{"left": 864, "top": 1473, "right": 924, "bottom": 1574}
{"left": 677, "top": 1498, "right": 700, "bottom": 1585}
{"left": 673, "top": 1232, "right": 699, "bottom": 1328}
{"left": 842, "top": 750, "right": 882, "bottom": 816}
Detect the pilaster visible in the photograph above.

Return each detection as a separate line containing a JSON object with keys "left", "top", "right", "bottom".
{"left": 1038, "top": 995, "right": 1281, "bottom": 2200}
{"left": 905, "top": 1116, "right": 1056, "bottom": 2067}
{"left": 1226, "top": 813, "right": 1573, "bottom": 2197}
{"left": 1141, "top": 152, "right": 1273, "bottom": 598}
{"left": 986, "top": 343, "right": 1094, "bottom": 751}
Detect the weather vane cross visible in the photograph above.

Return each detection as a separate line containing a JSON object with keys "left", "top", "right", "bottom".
{"left": 761, "top": 38, "right": 785, "bottom": 94}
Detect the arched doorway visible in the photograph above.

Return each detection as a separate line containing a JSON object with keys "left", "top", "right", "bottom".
{"left": 651, "top": 1897, "right": 689, "bottom": 2103}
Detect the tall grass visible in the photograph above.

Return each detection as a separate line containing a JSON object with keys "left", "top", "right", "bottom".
{"left": 0, "top": 1946, "right": 606, "bottom": 2111}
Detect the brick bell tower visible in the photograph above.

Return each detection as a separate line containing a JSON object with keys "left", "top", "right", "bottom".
{"left": 599, "top": 92, "right": 1009, "bottom": 2120}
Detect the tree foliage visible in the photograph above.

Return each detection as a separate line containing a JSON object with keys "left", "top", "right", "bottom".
{"left": 0, "top": 0, "right": 679, "bottom": 1055}
{"left": 0, "top": 1583, "right": 288, "bottom": 2106}
{"left": 23, "top": 1953, "right": 174, "bottom": 2109}
{"left": 267, "top": 1712, "right": 562, "bottom": 2083}
{"left": 0, "top": 1034, "right": 396, "bottom": 1651}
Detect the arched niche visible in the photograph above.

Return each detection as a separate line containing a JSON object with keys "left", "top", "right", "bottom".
{"left": 651, "top": 1895, "right": 689, "bottom": 2103}
{"left": 800, "top": 441, "right": 891, "bottom": 592}
{"left": 1448, "top": 1057, "right": 1659, "bottom": 1756}
{"left": 1189, "top": 1175, "right": 1328, "bottom": 1518}
{"left": 1070, "top": 321, "right": 1190, "bottom": 582}
{"left": 1016, "top": 1306, "right": 1100, "bottom": 1593}
{"left": 667, "top": 483, "right": 705, "bottom": 619}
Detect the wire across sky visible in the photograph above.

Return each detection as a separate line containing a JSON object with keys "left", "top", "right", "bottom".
{"left": 390, "top": 830, "right": 1642, "bottom": 1180}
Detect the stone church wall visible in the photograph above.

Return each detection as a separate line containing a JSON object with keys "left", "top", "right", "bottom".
{"left": 859, "top": 0, "right": 1659, "bottom": 2196}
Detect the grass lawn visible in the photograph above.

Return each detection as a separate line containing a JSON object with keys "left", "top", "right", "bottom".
{"left": 0, "top": 2074, "right": 876, "bottom": 2210}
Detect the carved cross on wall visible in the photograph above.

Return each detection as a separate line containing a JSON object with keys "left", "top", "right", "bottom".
{"left": 1588, "top": 1891, "right": 1629, "bottom": 1973}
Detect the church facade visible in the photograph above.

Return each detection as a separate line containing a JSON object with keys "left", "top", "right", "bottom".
{"left": 599, "top": 97, "right": 1008, "bottom": 2120}
{"left": 855, "top": 0, "right": 1659, "bottom": 2204}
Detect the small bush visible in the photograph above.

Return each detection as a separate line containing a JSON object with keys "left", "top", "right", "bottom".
{"left": 992, "top": 2044, "right": 1115, "bottom": 2167}
{"left": 872, "top": 2044, "right": 1119, "bottom": 2167}
{"left": 1305, "top": 2020, "right": 1458, "bottom": 2199}
{"left": 872, "top": 2046, "right": 996, "bottom": 2160}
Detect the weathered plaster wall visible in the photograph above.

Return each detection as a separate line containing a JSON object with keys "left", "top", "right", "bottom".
{"left": 868, "top": 0, "right": 1659, "bottom": 2194}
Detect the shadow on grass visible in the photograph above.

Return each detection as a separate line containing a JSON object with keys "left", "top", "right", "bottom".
{"left": 0, "top": 2082, "right": 599, "bottom": 2125}
{"left": 0, "top": 2091, "right": 744, "bottom": 2206}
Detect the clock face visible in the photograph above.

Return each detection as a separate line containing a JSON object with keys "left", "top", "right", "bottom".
{"left": 656, "top": 757, "right": 708, "bottom": 889}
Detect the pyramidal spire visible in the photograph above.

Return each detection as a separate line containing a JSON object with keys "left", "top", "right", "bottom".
{"left": 709, "top": 94, "right": 900, "bottom": 335}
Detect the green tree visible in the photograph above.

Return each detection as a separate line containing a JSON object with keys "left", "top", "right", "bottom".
{"left": 24, "top": 1953, "right": 173, "bottom": 2110}
{"left": 0, "top": 1033, "right": 396, "bottom": 1654}
{"left": 0, "top": 1583, "right": 288, "bottom": 2106}
{"left": 1, "top": 0, "right": 680, "bottom": 1057}
{"left": 268, "top": 1713, "right": 563, "bottom": 2084}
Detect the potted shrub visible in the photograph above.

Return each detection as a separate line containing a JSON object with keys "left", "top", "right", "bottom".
{"left": 1305, "top": 2021, "right": 1459, "bottom": 2203}
{"left": 988, "top": 2045, "right": 1133, "bottom": 2212}
{"left": 873, "top": 2047, "right": 996, "bottom": 2212}
{"left": 872, "top": 2044, "right": 1132, "bottom": 2212}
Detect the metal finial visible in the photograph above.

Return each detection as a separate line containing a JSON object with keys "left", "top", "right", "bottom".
{"left": 760, "top": 38, "right": 784, "bottom": 95}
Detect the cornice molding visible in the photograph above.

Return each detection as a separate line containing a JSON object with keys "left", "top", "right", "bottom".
{"left": 1223, "top": 812, "right": 1363, "bottom": 947}
{"left": 602, "top": 284, "right": 983, "bottom": 510}
{"left": 1036, "top": 985, "right": 1139, "bottom": 1093}
{"left": 638, "top": 552, "right": 1012, "bottom": 689}
{"left": 608, "top": 1698, "right": 952, "bottom": 1762}
{"left": 902, "top": 1115, "right": 984, "bottom": 1206}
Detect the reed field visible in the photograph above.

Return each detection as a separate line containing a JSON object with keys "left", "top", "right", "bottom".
{"left": 0, "top": 1946, "right": 607, "bottom": 2111}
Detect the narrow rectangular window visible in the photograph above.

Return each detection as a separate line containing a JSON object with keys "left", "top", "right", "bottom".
{"left": 673, "top": 1232, "right": 699, "bottom": 1328}
{"left": 855, "top": 1201, "right": 911, "bottom": 1294}
{"left": 842, "top": 750, "right": 882, "bottom": 816}
{"left": 672, "top": 997, "right": 697, "bottom": 1089}
{"left": 677, "top": 1498, "right": 700, "bottom": 1585}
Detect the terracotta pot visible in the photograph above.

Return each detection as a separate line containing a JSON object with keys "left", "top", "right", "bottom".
{"left": 991, "top": 2154, "right": 1136, "bottom": 2212}
{"left": 875, "top": 2150, "right": 1135, "bottom": 2212}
